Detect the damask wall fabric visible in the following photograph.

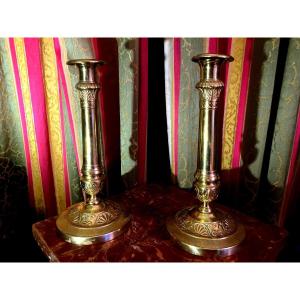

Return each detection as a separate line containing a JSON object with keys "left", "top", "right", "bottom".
{"left": 0, "top": 38, "right": 95, "bottom": 221}
{"left": 0, "top": 38, "right": 299, "bottom": 242}
{"left": 117, "top": 38, "right": 148, "bottom": 188}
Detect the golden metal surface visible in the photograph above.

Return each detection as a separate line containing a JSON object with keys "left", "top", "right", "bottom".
{"left": 57, "top": 201, "right": 130, "bottom": 245}
{"left": 56, "top": 59, "right": 130, "bottom": 245}
{"left": 167, "top": 53, "right": 245, "bottom": 255}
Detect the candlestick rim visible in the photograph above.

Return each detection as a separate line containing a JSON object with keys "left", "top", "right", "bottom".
{"left": 192, "top": 53, "right": 234, "bottom": 63}
{"left": 67, "top": 59, "right": 105, "bottom": 66}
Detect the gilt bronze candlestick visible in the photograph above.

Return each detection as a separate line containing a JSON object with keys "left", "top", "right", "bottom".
{"left": 56, "top": 59, "right": 130, "bottom": 245}
{"left": 167, "top": 54, "right": 245, "bottom": 255}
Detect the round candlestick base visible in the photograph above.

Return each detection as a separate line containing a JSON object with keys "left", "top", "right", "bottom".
{"left": 166, "top": 205, "right": 245, "bottom": 256}
{"left": 56, "top": 200, "right": 130, "bottom": 245}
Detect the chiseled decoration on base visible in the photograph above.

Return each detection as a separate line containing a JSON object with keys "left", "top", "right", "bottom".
{"left": 175, "top": 207, "right": 237, "bottom": 238}
{"left": 68, "top": 201, "right": 121, "bottom": 227}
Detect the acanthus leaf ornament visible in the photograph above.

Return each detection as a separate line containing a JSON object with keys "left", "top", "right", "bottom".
{"left": 197, "top": 79, "right": 223, "bottom": 109}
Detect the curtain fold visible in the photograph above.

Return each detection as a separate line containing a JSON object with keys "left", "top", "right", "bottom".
{"left": 265, "top": 38, "right": 300, "bottom": 224}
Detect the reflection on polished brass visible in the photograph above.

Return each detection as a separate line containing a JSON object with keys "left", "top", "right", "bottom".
{"left": 56, "top": 59, "right": 130, "bottom": 245}
{"left": 167, "top": 54, "right": 245, "bottom": 255}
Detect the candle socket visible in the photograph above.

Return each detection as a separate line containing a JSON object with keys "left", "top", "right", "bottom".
{"left": 167, "top": 54, "right": 245, "bottom": 256}
{"left": 56, "top": 59, "right": 130, "bottom": 245}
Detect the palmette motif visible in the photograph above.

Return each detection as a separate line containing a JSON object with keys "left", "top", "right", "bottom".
{"left": 68, "top": 201, "right": 121, "bottom": 227}
{"left": 175, "top": 207, "right": 237, "bottom": 238}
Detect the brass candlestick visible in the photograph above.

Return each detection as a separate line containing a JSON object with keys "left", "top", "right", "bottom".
{"left": 167, "top": 54, "right": 245, "bottom": 255}
{"left": 56, "top": 59, "right": 130, "bottom": 245}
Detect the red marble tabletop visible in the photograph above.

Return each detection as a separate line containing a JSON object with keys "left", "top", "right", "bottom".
{"left": 32, "top": 184, "right": 287, "bottom": 262}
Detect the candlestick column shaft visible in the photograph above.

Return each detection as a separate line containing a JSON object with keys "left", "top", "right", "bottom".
{"left": 77, "top": 75, "right": 103, "bottom": 205}
{"left": 194, "top": 60, "right": 223, "bottom": 214}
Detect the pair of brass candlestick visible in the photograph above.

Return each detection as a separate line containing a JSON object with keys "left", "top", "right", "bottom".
{"left": 56, "top": 54, "right": 245, "bottom": 255}
{"left": 56, "top": 59, "right": 130, "bottom": 245}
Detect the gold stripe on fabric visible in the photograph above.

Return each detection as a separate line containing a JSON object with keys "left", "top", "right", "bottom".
{"left": 221, "top": 38, "right": 246, "bottom": 170}
{"left": 14, "top": 38, "right": 46, "bottom": 214}
{"left": 40, "top": 38, "right": 66, "bottom": 214}
{"left": 203, "top": 38, "right": 210, "bottom": 53}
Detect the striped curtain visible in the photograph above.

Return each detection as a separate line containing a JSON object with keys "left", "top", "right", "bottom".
{"left": 165, "top": 38, "right": 300, "bottom": 226}
{"left": 0, "top": 38, "right": 299, "bottom": 240}
{"left": 0, "top": 38, "right": 148, "bottom": 236}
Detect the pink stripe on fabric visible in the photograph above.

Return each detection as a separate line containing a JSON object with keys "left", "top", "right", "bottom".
{"left": 137, "top": 38, "right": 148, "bottom": 184}
{"left": 208, "top": 38, "right": 218, "bottom": 53}
{"left": 173, "top": 38, "right": 181, "bottom": 177}
{"left": 24, "top": 38, "right": 57, "bottom": 216}
{"left": 8, "top": 38, "right": 35, "bottom": 207}
{"left": 279, "top": 104, "right": 300, "bottom": 226}
{"left": 53, "top": 38, "right": 81, "bottom": 173}
{"left": 232, "top": 38, "right": 254, "bottom": 169}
